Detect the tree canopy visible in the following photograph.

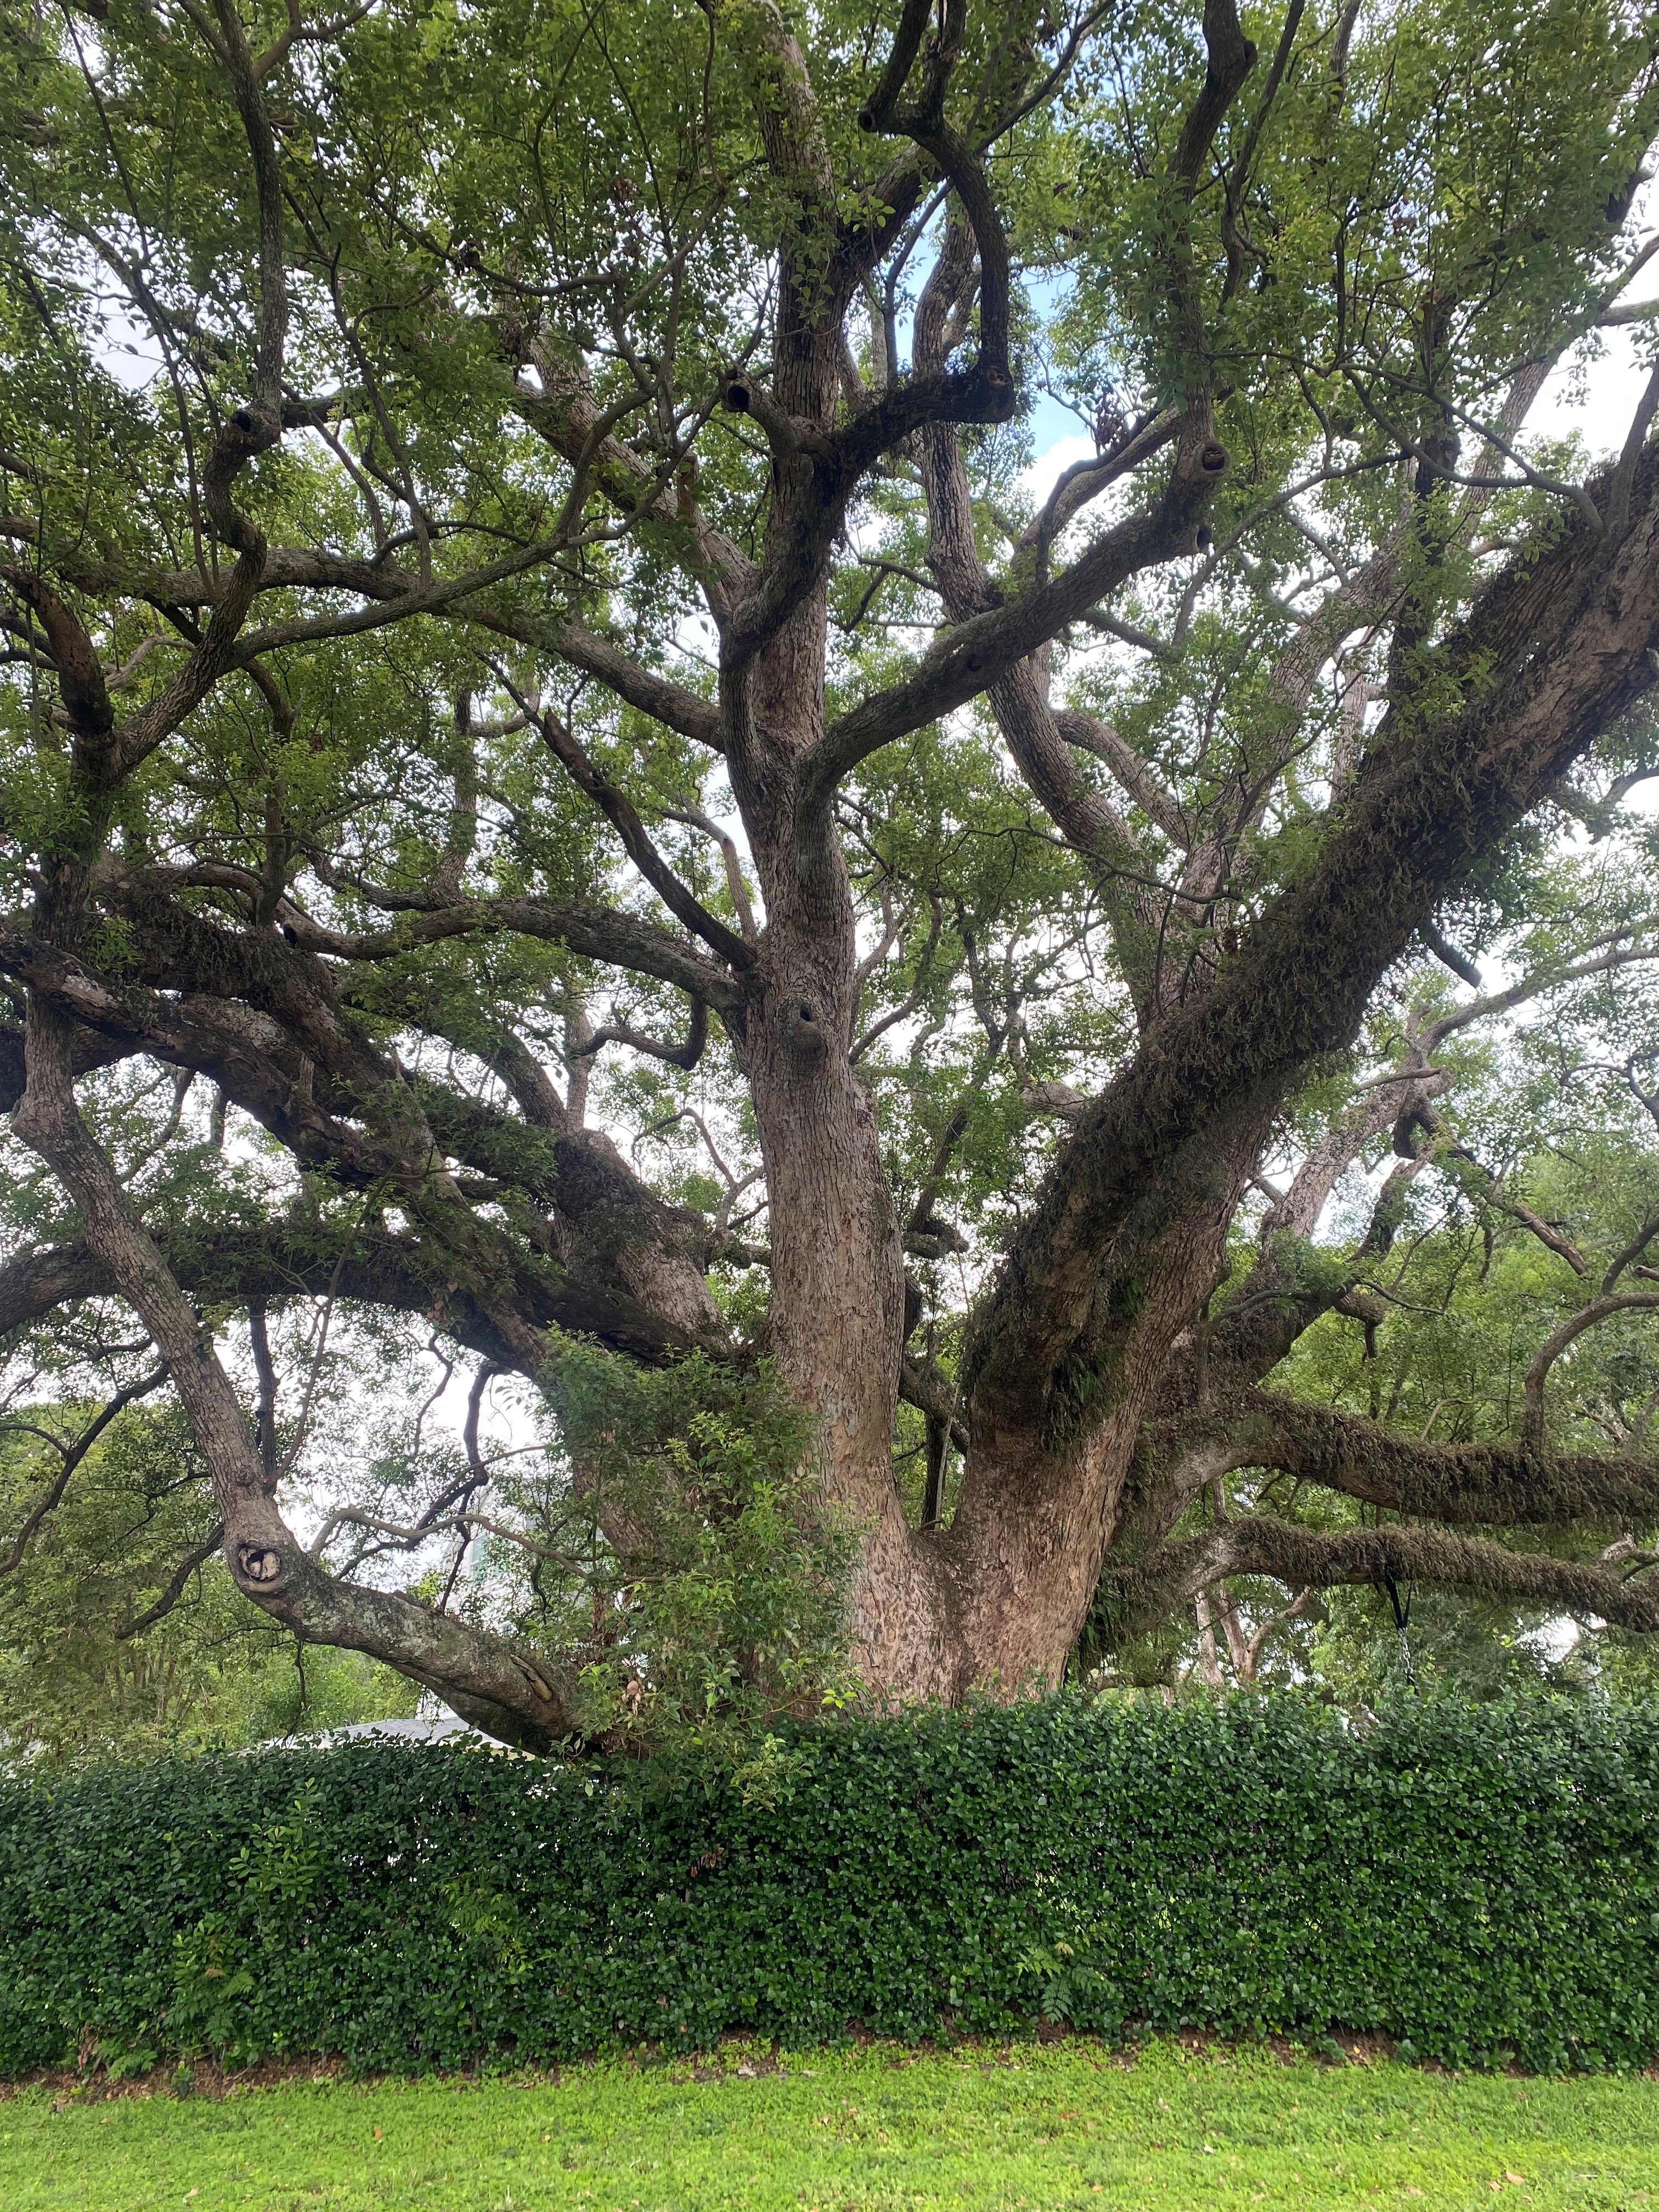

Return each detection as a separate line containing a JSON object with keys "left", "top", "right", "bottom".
{"left": 6, "top": 0, "right": 1659, "bottom": 1754}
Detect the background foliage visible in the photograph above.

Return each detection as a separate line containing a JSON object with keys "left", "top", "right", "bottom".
{"left": 0, "top": 1401, "right": 420, "bottom": 1760}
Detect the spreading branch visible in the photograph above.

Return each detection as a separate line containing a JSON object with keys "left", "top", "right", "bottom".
{"left": 1159, "top": 1385, "right": 1659, "bottom": 1528}
{"left": 1104, "top": 1513, "right": 1659, "bottom": 1646}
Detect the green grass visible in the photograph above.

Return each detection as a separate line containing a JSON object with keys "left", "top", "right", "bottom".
{"left": 1, "top": 2041, "right": 1656, "bottom": 2211}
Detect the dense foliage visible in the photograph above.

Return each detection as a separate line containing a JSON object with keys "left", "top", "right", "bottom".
{"left": 8, "top": 0, "right": 1659, "bottom": 1748}
{"left": 1, "top": 1696, "right": 1656, "bottom": 2076}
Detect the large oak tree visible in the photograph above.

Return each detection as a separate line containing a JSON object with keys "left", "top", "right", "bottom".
{"left": 7, "top": 0, "right": 1659, "bottom": 1749}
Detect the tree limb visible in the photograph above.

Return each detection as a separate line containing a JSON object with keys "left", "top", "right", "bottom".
{"left": 964, "top": 448, "right": 1659, "bottom": 1447}
{"left": 115, "top": 1523, "right": 225, "bottom": 1640}
{"left": 1164, "top": 1385, "right": 1659, "bottom": 1527}
{"left": 0, "top": 1362, "right": 169, "bottom": 1578}
{"left": 1523, "top": 1293, "right": 1659, "bottom": 1448}
{"left": 1103, "top": 1511, "right": 1659, "bottom": 1644}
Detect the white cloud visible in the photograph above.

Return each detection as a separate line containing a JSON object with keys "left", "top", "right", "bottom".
{"left": 1018, "top": 431, "right": 1099, "bottom": 506}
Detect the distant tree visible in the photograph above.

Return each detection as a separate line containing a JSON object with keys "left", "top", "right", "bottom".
{"left": 0, "top": 1400, "right": 421, "bottom": 1759}
{"left": 5, "top": 0, "right": 1659, "bottom": 1749}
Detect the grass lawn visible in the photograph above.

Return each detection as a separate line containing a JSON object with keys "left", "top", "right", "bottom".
{"left": 0, "top": 2040, "right": 1655, "bottom": 2211}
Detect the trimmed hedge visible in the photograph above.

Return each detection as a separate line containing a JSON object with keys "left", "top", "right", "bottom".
{"left": 1, "top": 1695, "right": 1656, "bottom": 2076}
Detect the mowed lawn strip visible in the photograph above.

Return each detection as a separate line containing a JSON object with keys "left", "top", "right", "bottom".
{"left": 1, "top": 2041, "right": 1656, "bottom": 2211}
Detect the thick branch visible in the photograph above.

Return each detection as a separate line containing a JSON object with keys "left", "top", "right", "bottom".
{"left": 1053, "top": 709, "right": 1188, "bottom": 847}
{"left": 1104, "top": 1513, "right": 1659, "bottom": 1641}
{"left": 269, "top": 895, "right": 747, "bottom": 1015}
{"left": 0, "top": 1217, "right": 704, "bottom": 1374}
{"left": 964, "top": 448, "right": 1659, "bottom": 1446}
{"left": 210, "top": 0, "right": 287, "bottom": 414}
{"left": 7, "top": 528, "right": 725, "bottom": 754}
{"left": 808, "top": 439, "right": 1225, "bottom": 800}
{"left": 1170, "top": 1386, "right": 1659, "bottom": 1527}
{"left": 574, "top": 995, "right": 708, "bottom": 1071}
{"left": 1170, "top": 0, "right": 1259, "bottom": 189}
{"left": 0, "top": 572, "right": 112, "bottom": 753}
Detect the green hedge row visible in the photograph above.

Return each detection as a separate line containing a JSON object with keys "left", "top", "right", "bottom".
{"left": 1, "top": 1695, "right": 1656, "bottom": 2076}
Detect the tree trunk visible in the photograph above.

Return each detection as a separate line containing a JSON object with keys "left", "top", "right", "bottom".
{"left": 732, "top": 582, "right": 954, "bottom": 1690}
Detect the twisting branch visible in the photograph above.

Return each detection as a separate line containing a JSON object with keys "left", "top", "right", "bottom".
{"left": 573, "top": 994, "right": 708, "bottom": 1072}
{"left": 0, "top": 572, "right": 112, "bottom": 748}
{"left": 810, "top": 6, "right": 1255, "bottom": 810}
{"left": 10, "top": 996, "right": 590, "bottom": 1750}
{"left": 858, "top": 0, "right": 1013, "bottom": 392}
{"left": 1395, "top": 1098, "right": 1589, "bottom": 1276}
{"left": 1170, "top": 0, "right": 1259, "bottom": 191}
